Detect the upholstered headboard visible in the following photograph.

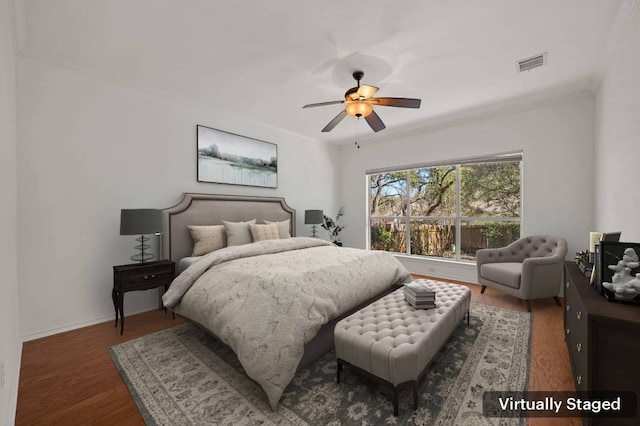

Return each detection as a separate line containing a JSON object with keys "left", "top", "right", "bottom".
{"left": 161, "top": 193, "right": 296, "bottom": 263}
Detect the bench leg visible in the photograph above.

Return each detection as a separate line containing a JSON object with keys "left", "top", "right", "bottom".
{"left": 525, "top": 300, "right": 532, "bottom": 312}
{"left": 467, "top": 310, "right": 470, "bottom": 325}
{"left": 393, "top": 386, "right": 399, "bottom": 416}
{"left": 480, "top": 285, "right": 487, "bottom": 294}
{"left": 336, "top": 359, "right": 343, "bottom": 384}
{"left": 553, "top": 296, "right": 562, "bottom": 307}
{"left": 413, "top": 381, "right": 418, "bottom": 409}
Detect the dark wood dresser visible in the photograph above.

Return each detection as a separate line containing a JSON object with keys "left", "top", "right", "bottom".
{"left": 564, "top": 261, "right": 640, "bottom": 425}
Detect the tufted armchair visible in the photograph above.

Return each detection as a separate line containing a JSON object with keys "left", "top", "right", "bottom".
{"left": 476, "top": 235, "right": 568, "bottom": 312}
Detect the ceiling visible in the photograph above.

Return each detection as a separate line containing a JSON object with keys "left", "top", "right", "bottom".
{"left": 13, "top": 0, "right": 633, "bottom": 145}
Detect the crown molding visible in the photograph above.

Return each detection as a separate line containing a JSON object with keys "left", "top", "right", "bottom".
{"left": 8, "top": 0, "right": 27, "bottom": 52}
{"left": 335, "top": 86, "right": 594, "bottom": 149}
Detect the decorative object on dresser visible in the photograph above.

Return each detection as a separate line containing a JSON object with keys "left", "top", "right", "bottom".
{"left": 564, "top": 262, "right": 640, "bottom": 425}
{"left": 304, "top": 209, "right": 323, "bottom": 238}
{"left": 597, "top": 241, "right": 640, "bottom": 305}
{"left": 109, "top": 300, "right": 530, "bottom": 424}
{"left": 120, "top": 209, "right": 162, "bottom": 263}
{"left": 321, "top": 207, "right": 345, "bottom": 246}
{"left": 112, "top": 260, "right": 175, "bottom": 335}
{"left": 197, "top": 125, "right": 277, "bottom": 188}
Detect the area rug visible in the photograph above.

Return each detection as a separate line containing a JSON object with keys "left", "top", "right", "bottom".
{"left": 109, "top": 301, "right": 531, "bottom": 425}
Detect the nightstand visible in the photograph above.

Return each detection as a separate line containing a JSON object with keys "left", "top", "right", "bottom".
{"left": 112, "top": 260, "right": 175, "bottom": 335}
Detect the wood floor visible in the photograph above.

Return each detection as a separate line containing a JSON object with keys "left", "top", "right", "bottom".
{"left": 16, "top": 280, "right": 580, "bottom": 426}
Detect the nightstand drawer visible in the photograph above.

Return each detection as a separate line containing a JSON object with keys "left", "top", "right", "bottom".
{"left": 121, "top": 271, "right": 173, "bottom": 290}
{"left": 120, "top": 268, "right": 173, "bottom": 284}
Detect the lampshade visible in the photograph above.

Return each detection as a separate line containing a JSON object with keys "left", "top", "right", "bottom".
{"left": 120, "top": 209, "right": 163, "bottom": 235}
{"left": 345, "top": 101, "right": 373, "bottom": 117}
{"left": 304, "top": 209, "right": 324, "bottom": 225}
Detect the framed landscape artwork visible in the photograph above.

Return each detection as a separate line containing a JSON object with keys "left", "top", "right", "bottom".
{"left": 197, "top": 125, "right": 277, "bottom": 188}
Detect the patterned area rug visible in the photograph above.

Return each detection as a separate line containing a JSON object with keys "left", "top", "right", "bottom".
{"left": 109, "top": 301, "right": 531, "bottom": 425}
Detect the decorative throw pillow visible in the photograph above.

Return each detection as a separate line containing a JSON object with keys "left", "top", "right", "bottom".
{"left": 249, "top": 222, "right": 280, "bottom": 242}
{"left": 223, "top": 220, "right": 256, "bottom": 246}
{"left": 187, "top": 225, "right": 226, "bottom": 256}
{"left": 263, "top": 219, "right": 291, "bottom": 239}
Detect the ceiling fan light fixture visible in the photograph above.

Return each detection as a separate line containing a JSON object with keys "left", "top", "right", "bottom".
{"left": 345, "top": 101, "right": 373, "bottom": 117}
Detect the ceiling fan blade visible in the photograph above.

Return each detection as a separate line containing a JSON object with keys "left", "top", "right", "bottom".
{"left": 356, "top": 84, "right": 379, "bottom": 100}
{"left": 371, "top": 97, "right": 422, "bottom": 108}
{"left": 365, "top": 110, "right": 386, "bottom": 132}
{"left": 302, "top": 100, "right": 345, "bottom": 109}
{"left": 321, "top": 110, "right": 348, "bottom": 132}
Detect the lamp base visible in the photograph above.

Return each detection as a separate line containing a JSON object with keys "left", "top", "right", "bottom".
{"left": 132, "top": 235, "right": 155, "bottom": 263}
{"left": 310, "top": 224, "right": 319, "bottom": 238}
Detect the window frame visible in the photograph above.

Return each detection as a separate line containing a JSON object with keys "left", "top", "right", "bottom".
{"left": 366, "top": 151, "right": 523, "bottom": 262}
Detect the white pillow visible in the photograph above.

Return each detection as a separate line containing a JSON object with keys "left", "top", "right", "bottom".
{"left": 223, "top": 220, "right": 256, "bottom": 246}
{"left": 249, "top": 222, "right": 280, "bottom": 241}
{"left": 263, "top": 219, "right": 291, "bottom": 239}
{"left": 187, "top": 225, "right": 226, "bottom": 256}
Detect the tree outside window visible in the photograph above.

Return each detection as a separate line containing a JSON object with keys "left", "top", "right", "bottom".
{"left": 369, "top": 158, "right": 521, "bottom": 262}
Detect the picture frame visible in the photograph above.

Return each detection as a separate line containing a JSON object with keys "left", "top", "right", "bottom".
{"left": 597, "top": 241, "right": 640, "bottom": 305}
{"left": 197, "top": 125, "right": 278, "bottom": 188}
{"left": 590, "top": 232, "right": 621, "bottom": 289}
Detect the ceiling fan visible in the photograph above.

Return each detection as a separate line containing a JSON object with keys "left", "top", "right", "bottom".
{"left": 302, "top": 70, "right": 421, "bottom": 133}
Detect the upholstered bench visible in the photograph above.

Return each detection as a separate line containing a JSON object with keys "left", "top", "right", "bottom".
{"left": 334, "top": 280, "right": 471, "bottom": 416}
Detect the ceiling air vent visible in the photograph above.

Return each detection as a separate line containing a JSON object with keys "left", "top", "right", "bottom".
{"left": 517, "top": 52, "right": 547, "bottom": 73}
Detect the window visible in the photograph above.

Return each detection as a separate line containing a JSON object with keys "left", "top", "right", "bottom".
{"left": 368, "top": 153, "right": 522, "bottom": 262}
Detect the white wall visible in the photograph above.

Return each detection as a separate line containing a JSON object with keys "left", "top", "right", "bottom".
{"left": 338, "top": 95, "right": 595, "bottom": 283}
{"left": 595, "top": 6, "right": 640, "bottom": 240}
{"left": 0, "top": 0, "right": 20, "bottom": 423}
{"left": 16, "top": 55, "right": 339, "bottom": 340}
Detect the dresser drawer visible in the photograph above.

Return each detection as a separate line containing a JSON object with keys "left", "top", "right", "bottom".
{"left": 564, "top": 279, "right": 589, "bottom": 391}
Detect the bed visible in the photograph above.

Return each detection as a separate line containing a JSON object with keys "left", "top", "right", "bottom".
{"left": 160, "top": 193, "right": 411, "bottom": 408}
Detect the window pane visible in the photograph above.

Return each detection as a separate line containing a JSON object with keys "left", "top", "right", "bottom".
{"left": 370, "top": 218, "right": 406, "bottom": 253}
{"left": 460, "top": 162, "right": 521, "bottom": 217}
{"left": 409, "top": 219, "right": 456, "bottom": 258}
{"left": 370, "top": 172, "right": 407, "bottom": 217}
{"left": 410, "top": 166, "right": 456, "bottom": 217}
{"left": 460, "top": 221, "right": 521, "bottom": 260}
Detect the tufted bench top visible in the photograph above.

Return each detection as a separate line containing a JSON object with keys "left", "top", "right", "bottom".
{"left": 335, "top": 280, "right": 471, "bottom": 389}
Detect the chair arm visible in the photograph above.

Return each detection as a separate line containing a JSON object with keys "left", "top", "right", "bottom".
{"left": 522, "top": 254, "right": 564, "bottom": 266}
{"left": 521, "top": 255, "right": 565, "bottom": 299}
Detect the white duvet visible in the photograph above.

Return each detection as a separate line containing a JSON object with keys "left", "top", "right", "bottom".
{"left": 163, "top": 237, "right": 411, "bottom": 409}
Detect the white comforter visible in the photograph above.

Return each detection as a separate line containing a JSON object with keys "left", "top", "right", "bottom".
{"left": 163, "top": 237, "right": 411, "bottom": 409}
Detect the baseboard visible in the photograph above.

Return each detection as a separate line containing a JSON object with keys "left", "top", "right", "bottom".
{"left": 21, "top": 304, "right": 158, "bottom": 342}
{"left": 394, "top": 255, "right": 478, "bottom": 284}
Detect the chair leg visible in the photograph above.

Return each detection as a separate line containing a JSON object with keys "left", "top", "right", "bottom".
{"left": 553, "top": 296, "right": 562, "bottom": 307}
{"left": 525, "top": 300, "right": 532, "bottom": 312}
{"left": 480, "top": 285, "right": 487, "bottom": 294}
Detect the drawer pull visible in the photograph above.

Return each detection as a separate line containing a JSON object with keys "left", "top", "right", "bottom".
{"left": 144, "top": 275, "right": 149, "bottom": 279}
{"left": 576, "top": 343, "right": 582, "bottom": 352}
{"left": 566, "top": 282, "right": 571, "bottom": 288}
{"left": 566, "top": 328, "right": 570, "bottom": 335}
{"left": 151, "top": 274, "right": 156, "bottom": 278}
{"left": 576, "top": 375, "right": 582, "bottom": 385}
{"left": 566, "top": 305, "right": 570, "bottom": 312}
{"left": 576, "top": 311, "right": 582, "bottom": 320}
